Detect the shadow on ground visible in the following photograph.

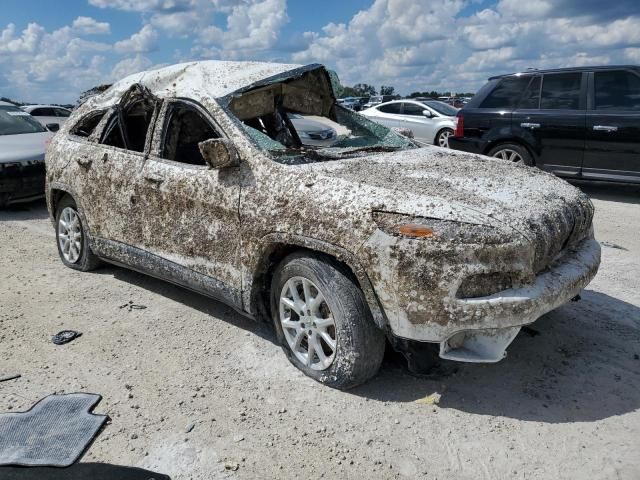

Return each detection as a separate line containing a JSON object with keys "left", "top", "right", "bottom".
{"left": 0, "top": 198, "right": 48, "bottom": 221}
{"left": 96, "top": 264, "right": 278, "bottom": 346}
{"left": 571, "top": 180, "right": 640, "bottom": 204}
{"left": 353, "top": 290, "right": 640, "bottom": 423}
{"left": 0, "top": 463, "right": 170, "bottom": 479}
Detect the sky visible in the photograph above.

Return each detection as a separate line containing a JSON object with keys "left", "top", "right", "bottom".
{"left": 1, "top": 0, "right": 640, "bottom": 103}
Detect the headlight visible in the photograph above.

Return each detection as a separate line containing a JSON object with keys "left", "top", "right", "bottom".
{"left": 373, "top": 212, "right": 509, "bottom": 244}
{"left": 297, "top": 131, "right": 311, "bottom": 139}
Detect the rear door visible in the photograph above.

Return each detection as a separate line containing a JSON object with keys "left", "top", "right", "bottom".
{"left": 512, "top": 72, "right": 587, "bottom": 176}
{"left": 583, "top": 69, "right": 640, "bottom": 182}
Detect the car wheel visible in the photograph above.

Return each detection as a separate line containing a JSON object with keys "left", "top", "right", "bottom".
{"left": 55, "top": 195, "right": 101, "bottom": 271}
{"left": 271, "top": 253, "right": 385, "bottom": 390}
{"left": 487, "top": 143, "right": 533, "bottom": 166}
{"left": 435, "top": 128, "right": 453, "bottom": 148}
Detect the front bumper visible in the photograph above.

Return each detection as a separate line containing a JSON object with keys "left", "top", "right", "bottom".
{"left": 391, "top": 238, "right": 601, "bottom": 360}
{"left": 0, "top": 160, "right": 46, "bottom": 206}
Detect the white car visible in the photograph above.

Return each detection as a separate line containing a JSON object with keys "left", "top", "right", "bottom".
{"left": 361, "top": 99, "right": 458, "bottom": 147}
{"left": 0, "top": 101, "right": 53, "bottom": 205}
{"left": 288, "top": 113, "right": 337, "bottom": 147}
{"left": 22, "top": 105, "right": 72, "bottom": 130}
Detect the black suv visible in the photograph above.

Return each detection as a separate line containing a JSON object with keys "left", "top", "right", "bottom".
{"left": 449, "top": 66, "right": 640, "bottom": 184}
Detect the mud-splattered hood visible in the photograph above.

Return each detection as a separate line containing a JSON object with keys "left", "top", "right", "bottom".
{"left": 302, "top": 146, "right": 593, "bottom": 269}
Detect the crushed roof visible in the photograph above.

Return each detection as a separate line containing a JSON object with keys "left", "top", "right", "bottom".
{"left": 94, "top": 60, "right": 304, "bottom": 108}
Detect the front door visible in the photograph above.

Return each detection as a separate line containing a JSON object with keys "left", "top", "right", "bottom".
{"left": 399, "top": 102, "right": 434, "bottom": 143}
{"left": 140, "top": 98, "right": 243, "bottom": 305}
{"left": 583, "top": 69, "right": 640, "bottom": 182}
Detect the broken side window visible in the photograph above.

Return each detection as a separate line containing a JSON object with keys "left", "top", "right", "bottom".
{"left": 71, "top": 110, "right": 105, "bottom": 138}
{"left": 161, "top": 102, "right": 221, "bottom": 166}
{"left": 100, "top": 112, "right": 126, "bottom": 149}
{"left": 121, "top": 99, "right": 155, "bottom": 153}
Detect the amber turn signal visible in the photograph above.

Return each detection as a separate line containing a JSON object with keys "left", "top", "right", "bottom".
{"left": 397, "top": 223, "right": 435, "bottom": 238}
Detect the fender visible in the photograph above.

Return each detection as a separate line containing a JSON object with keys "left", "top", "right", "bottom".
{"left": 245, "top": 232, "right": 389, "bottom": 330}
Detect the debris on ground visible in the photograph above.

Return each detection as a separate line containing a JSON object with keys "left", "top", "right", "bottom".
{"left": 119, "top": 301, "right": 147, "bottom": 311}
{"left": 415, "top": 392, "right": 442, "bottom": 405}
{"left": 600, "top": 241, "right": 628, "bottom": 251}
{"left": 0, "top": 374, "right": 21, "bottom": 382}
{"left": 51, "top": 330, "right": 82, "bottom": 345}
{"left": 224, "top": 462, "right": 240, "bottom": 471}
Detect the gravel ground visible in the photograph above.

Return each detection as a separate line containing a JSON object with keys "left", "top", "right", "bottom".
{"left": 0, "top": 182, "right": 639, "bottom": 480}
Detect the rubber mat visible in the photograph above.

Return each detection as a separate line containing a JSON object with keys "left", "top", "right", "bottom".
{"left": 0, "top": 393, "right": 107, "bottom": 467}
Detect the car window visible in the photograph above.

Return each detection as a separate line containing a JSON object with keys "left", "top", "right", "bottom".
{"left": 100, "top": 112, "right": 126, "bottom": 149}
{"left": 71, "top": 110, "right": 106, "bottom": 138}
{"left": 55, "top": 108, "right": 71, "bottom": 117}
{"left": 377, "top": 103, "right": 402, "bottom": 114}
{"left": 33, "top": 107, "right": 56, "bottom": 116}
{"left": 401, "top": 103, "right": 426, "bottom": 116}
{"left": 161, "top": 102, "right": 220, "bottom": 166}
{"left": 480, "top": 76, "right": 531, "bottom": 109}
{"left": 540, "top": 73, "right": 582, "bottom": 110}
{"left": 423, "top": 100, "right": 458, "bottom": 116}
{"left": 517, "top": 76, "right": 541, "bottom": 109}
{"left": 0, "top": 105, "right": 47, "bottom": 135}
{"left": 594, "top": 70, "right": 640, "bottom": 111}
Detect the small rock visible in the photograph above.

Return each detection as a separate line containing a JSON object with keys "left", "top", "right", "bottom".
{"left": 185, "top": 423, "right": 195, "bottom": 433}
{"left": 224, "top": 462, "right": 239, "bottom": 471}
{"left": 233, "top": 435, "right": 245, "bottom": 442}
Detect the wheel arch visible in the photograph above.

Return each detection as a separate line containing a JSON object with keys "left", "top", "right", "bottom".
{"left": 47, "top": 182, "right": 94, "bottom": 238}
{"left": 247, "top": 234, "right": 388, "bottom": 331}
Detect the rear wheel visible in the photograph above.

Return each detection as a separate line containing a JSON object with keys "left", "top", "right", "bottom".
{"left": 435, "top": 128, "right": 453, "bottom": 148}
{"left": 55, "top": 196, "right": 101, "bottom": 271}
{"left": 487, "top": 143, "right": 533, "bottom": 166}
{"left": 271, "top": 253, "right": 385, "bottom": 389}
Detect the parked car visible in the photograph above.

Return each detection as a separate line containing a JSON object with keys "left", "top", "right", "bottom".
{"left": 361, "top": 99, "right": 457, "bottom": 147}
{"left": 288, "top": 113, "right": 337, "bottom": 147}
{"left": 337, "top": 97, "right": 359, "bottom": 110}
{"left": 363, "top": 95, "right": 395, "bottom": 109}
{"left": 449, "top": 65, "right": 640, "bottom": 183}
{"left": 45, "top": 61, "right": 600, "bottom": 389}
{"left": 0, "top": 101, "right": 53, "bottom": 206}
{"left": 22, "top": 105, "right": 71, "bottom": 131}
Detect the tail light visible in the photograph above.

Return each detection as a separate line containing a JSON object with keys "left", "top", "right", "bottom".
{"left": 454, "top": 113, "right": 464, "bottom": 137}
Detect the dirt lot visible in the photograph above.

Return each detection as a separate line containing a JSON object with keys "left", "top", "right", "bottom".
{"left": 1, "top": 182, "right": 639, "bottom": 480}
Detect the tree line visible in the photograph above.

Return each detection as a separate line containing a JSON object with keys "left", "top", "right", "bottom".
{"left": 336, "top": 84, "right": 475, "bottom": 99}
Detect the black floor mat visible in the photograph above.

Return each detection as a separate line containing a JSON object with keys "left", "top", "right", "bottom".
{"left": 0, "top": 393, "right": 107, "bottom": 467}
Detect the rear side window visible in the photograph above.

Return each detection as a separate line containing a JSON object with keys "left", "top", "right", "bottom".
{"left": 31, "top": 107, "right": 56, "bottom": 116}
{"left": 401, "top": 103, "right": 425, "bottom": 116}
{"left": 55, "top": 108, "right": 71, "bottom": 117}
{"left": 540, "top": 73, "right": 582, "bottom": 110}
{"left": 71, "top": 111, "right": 105, "bottom": 138}
{"left": 518, "top": 76, "right": 541, "bottom": 109}
{"left": 594, "top": 70, "right": 640, "bottom": 111}
{"left": 480, "top": 76, "right": 531, "bottom": 109}
{"left": 377, "top": 103, "right": 401, "bottom": 114}
{"left": 101, "top": 113, "right": 126, "bottom": 149}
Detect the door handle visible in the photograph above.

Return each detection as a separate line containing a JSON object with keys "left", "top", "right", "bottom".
{"left": 143, "top": 173, "right": 164, "bottom": 184}
{"left": 76, "top": 155, "right": 92, "bottom": 167}
{"left": 593, "top": 125, "right": 618, "bottom": 132}
{"left": 520, "top": 122, "right": 540, "bottom": 129}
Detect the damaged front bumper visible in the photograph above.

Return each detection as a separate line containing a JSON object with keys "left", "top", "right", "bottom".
{"left": 0, "top": 159, "right": 46, "bottom": 206}
{"left": 384, "top": 238, "right": 601, "bottom": 362}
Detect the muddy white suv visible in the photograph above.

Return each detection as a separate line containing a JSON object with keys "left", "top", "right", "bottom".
{"left": 46, "top": 61, "right": 601, "bottom": 389}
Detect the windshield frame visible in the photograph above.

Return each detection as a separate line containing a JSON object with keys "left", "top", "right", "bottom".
{"left": 0, "top": 105, "right": 47, "bottom": 136}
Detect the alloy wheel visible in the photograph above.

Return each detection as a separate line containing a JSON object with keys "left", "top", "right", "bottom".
{"left": 279, "top": 277, "right": 337, "bottom": 371}
{"left": 438, "top": 129, "right": 452, "bottom": 148}
{"left": 58, "top": 207, "right": 83, "bottom": 263}
{"left": 493, "top": 148, "right": 523, "bottom": 164}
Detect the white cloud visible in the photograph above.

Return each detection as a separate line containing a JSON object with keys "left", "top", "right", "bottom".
{"left": 110, "top": 54, "right": 153, "bottom": 81}
{"left": 72, "top": 16, "right": 111, "bottom": 35}
{"left": 114, "top": 24, "right": 158, "bottom": 54}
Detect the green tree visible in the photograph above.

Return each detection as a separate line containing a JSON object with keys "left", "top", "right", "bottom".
{"left": 380, "top": 85, "right": 395, "bottom": 96}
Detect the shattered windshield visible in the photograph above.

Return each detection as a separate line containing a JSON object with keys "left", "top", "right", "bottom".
{"left": 225, "top": 67, "right": 416, "bottom": 164}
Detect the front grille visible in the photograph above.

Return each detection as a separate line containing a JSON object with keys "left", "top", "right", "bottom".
{"left": 0, "top": 161, "right": 46, "bottom": 196}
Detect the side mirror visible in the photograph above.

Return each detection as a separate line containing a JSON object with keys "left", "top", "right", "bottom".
{"left": 46, "top": 123, "right": 60, "bottom": 132}
{"left": 198, "top": 138, "right": 240, "bottom": 169}
{"left": 422, "top": 110, "right": 433, "bottom": 118}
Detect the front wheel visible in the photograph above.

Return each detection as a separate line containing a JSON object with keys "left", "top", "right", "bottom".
{"left": 435, "top": 128, "right": 453, "bottom": 148}
{"left": 271, "top": 253, "right": 385, "bottom": 389}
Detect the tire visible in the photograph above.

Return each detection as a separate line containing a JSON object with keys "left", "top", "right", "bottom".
{"left": 55, "top": 195, "right": 101, "bottom": 271}
{"left": 435, "top": 128, "right": 453, "bottom": 148}
{"left": 271, "top": 253, "right": 385, "bottom": 390}
{"left": 487, "top": 143, "right": 533, "bottom": 166}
